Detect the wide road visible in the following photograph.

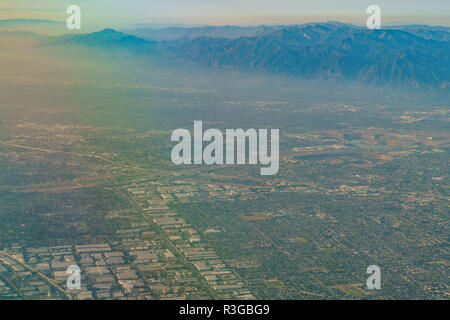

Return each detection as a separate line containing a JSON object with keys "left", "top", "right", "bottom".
{"left": 0, "top": 250, "right": 74, "bottom": 299}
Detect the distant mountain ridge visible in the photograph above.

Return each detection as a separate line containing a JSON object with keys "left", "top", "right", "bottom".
{"left": 124, "top": 22, "right": 450, "bottom": 42}
{"left": 123, "top": 25, "right": 286, "bottom": 41}
{"left": 50, "top": 23, "right": 450, "bottom": 88}
{"left": 57, "top": 29, "right": 150, "bottom": 47}
{"left": 0, "top": 19, "right": 67, "bottom": 36}
{"left": 163, "top": 23, "right": 449, "bottom": 88}
{"left": 0, "top": 19, "right": 63, "bottom": 24}
{"left": 49, "top": 28, "right": 157, "bottom": 54}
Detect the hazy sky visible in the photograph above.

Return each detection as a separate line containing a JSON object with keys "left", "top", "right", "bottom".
{"left": 1, "top": 0, "right": 449, "bottom": 26}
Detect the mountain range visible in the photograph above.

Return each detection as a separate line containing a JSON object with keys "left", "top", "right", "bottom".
{"left": 30, "top": 21, "right": 450, "bottom": 88}
{"left": 163, "top": 23, "right": 449, "bottom": 88}
{"left": 53, "top": 28, "right": 155, "bottom": 53}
